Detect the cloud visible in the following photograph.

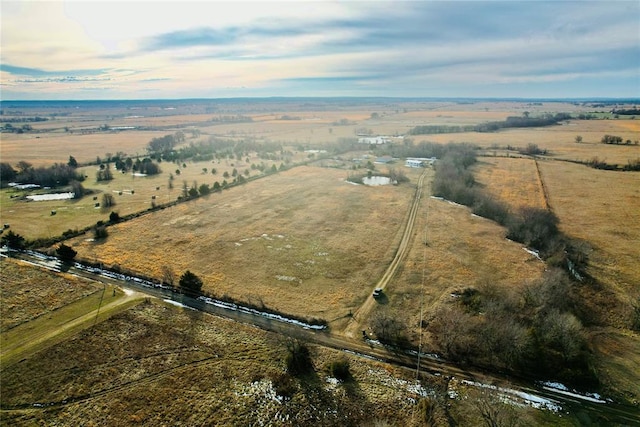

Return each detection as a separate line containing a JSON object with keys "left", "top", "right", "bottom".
{"left": 1, "top": 1, "right": 638, "bottom": 99}
{"left": 0, "top": 64, "right": 110, "bottom": 79}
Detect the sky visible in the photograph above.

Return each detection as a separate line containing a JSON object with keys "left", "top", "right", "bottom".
{"left": 1, "top": 0, "right": 639, "bottom": 100}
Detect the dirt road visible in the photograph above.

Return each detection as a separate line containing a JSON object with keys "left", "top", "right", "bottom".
{"left": 343, "top": 168, "right": 429, "bottom": 338}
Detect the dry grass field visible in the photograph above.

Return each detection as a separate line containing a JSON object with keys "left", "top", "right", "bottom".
{"left": 537, "top": 160, "right": 640, "bottom": 307}
{"left": 0, "top": 154, "right": 292, "bottom": 239}
{"left": 379, "top": 191, "right": 547, "bottom": 344}
{"left": 474, "top": 157, "right": 548, "bottom": 210}
{"left": 0, "top": 258, "right": 100, "bottom": 332}
{"left": 5, "top": 100, "right": 613, "bottom": 167}
{"left": 471, "top": 154, "right": 639, "bottom": 403}
{"left": 65, "top": 165, "right": 416, "bottom": 323}
{"left": 425, "top": 120, "right": 639, "bottom": 165}
{"left": 1, "top": 296, "right": 562, "bottom": 427}
{"left": 0, "top": 131, "right": 172, "bottom": 166}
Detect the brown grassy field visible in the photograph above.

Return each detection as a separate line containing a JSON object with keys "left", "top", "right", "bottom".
{"left": 0, "top": 131, "right": 172, "bottom": 166}
{"left": 474, "top": 157, "right": 548, "bottom": 210}
{"left": 5, "top": 100, "right": 634, "bottom": 168}
{"left": 425, "top": 120, "right": 640, "bottom": 165}
{"left": 537, "top": 160, "right": 640, "bottom": 306}
{"left": 378, "top": 190, "right": 547, "bottom": 344}
{"left": 65, "top": 165, "right": 416, "bottom": 323}
{"left": 0, "top": 154, "right": 291, "bottom": 239}
{"left": 471, "top": 155, "right": 640, "bottom": 402}
{"left": 3, "top": 100, "right": 639, "bottom": 412}
{"left": 0, "top": 258, "right": 101, "bottom": 332}
{"left": 1, "top": 295, "right": 562, "bottom": 427}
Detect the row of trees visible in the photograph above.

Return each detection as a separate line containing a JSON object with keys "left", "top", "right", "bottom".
{"left": 0, "top": 161, "right": 85, "bottom": 188}
{"left": 601, "top": 134, "right": 638, "bottom": 145}
{"left": 425, "top": 143, "right": 596, "bottom": 385}
{"left": 147, "top": 131, "right": 185, "bottom": 154}
{"left": 474, "top": 113, "right": 572, "bottom": 133}
{"left": 407, "top": 113, "right": 572, "bottom": 135}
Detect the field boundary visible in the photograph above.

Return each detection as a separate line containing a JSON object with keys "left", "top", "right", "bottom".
{"left": 533, "top": 159, "right": 551, "bottom": 211}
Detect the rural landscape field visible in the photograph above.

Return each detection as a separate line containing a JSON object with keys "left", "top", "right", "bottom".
{"left": 1, "top": 97, "right": 639, "bottom": 426}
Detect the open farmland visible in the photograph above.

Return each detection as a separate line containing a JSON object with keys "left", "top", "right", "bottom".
{"left": 0, "top": 152, "right": 300, "bottom": 240}
{"left": 2, "top": 297, "right": 562, "bottom": 427}
{"left": 424, "top": 119, "right": 639, "bottom": 165}
{"left": 2, "top": 99, "right": 640, "bottom": 419}
{"left": 474, "top": 157, "right": 548, "bottom": 210}
{"left": 0, "top": 131, "right": 175, "bottom": 167}
{"left": 538, "top": 160, "right": 640, "bottom": 310}
{"left": 471, "top": 154, "right": 640, "bottom": 403}
{"left": 381, "top": 193, "right": 547, "bottom": 344}
{"left": 65, "top": 165, "right": 417, "bottom": 324}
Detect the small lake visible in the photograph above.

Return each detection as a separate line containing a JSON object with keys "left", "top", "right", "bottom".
{"left": 363, "top": 176, "right": 393, "bottom": 186}
{"left": 26, "top": 192, "right": 75, "bottom": 201}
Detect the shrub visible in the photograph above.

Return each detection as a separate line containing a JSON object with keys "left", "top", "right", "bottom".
{"left": 1, "top": 230, "right": 26, "bottom": 249}
{"left": 56, "top": 243, "right": 77, "bottom": 262}
{"left": 109, "top": 211, "right": 120, "bottom": 223}
{"left": 285, "top": 339, "right": 314, "bottom": 376}
{"left": 519, "top": 143, "right": 547, "bottom": 155}
{"left": 506, "top": 207, "right": 560, "bottom": 254}
{"left": 179, "top": 270, "right": 203, "bottom": 296}
{"left": 102, "top": 193, "right": 116, "bottom": 208}
{"left": 472, "top": 195, "right": 510, "bottom": 225}
{"left": 70, "top": 181, "right": 85, "bottom": 199}
{"left": 269, "top": 372, "right": 297, "bottom": 399}
{"left": 327, "top": 358, "right": 351, "bottom": 382}
{"left": 601, "top": 134, "right": 623, "bottom": 144}
{"left": 94, "top": 225, "right": 108, "bottom": 240}
{"left": 370, "top": 310, "right": 408, "bottom": 347}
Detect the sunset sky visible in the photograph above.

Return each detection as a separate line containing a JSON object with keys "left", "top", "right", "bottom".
{"left": 1, "top": 0, "right": 639, "bottom": 100}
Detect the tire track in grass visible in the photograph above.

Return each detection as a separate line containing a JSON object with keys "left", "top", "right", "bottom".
{"left": 343, "top": 168, "right": 428, "bottom": 338}
{"left": 0, "top": 288, "right": 145, "bottom": 368}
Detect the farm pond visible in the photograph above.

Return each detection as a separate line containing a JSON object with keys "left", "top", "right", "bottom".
{"left": 363, "top": 176, "right": 393, "bottom": 186}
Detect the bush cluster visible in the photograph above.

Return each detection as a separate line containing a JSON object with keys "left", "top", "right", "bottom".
{"left": 427, "top": 144, "right": 599, "bottom": 386}
{"left": 429, "top": 270, "right": 596, "bottom": 387}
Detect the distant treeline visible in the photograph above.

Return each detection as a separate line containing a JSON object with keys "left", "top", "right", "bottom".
{"left": 1, "top": 161, "right": 84, "bottom": 188}
{"left": 612, "top": 108, "right": 640, "bottom": 116}
{"left": 407, "top": 125, "right": 475, "bottom": 135}
{"left": 408, "top": 113, "right": 572, "bottom": 135}
{"left": 0, "top": 116, "right": 49, "bottom": 123}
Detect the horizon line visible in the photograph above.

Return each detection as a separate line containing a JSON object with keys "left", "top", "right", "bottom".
{"left": 2, "top": 96, "right": 639, "bottom": 103}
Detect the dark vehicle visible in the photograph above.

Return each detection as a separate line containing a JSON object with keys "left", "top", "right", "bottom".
{"left": 372, "top": 288, "right": 383, "bottom": 298}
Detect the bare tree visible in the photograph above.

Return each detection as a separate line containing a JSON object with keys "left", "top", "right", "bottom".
{"left": 370, "top": 310, "right": 408, "bottom": 346}
{"left": 467, "top": 386, "right": 521, "bottom": 427}
{"left": 161, "top": 265, "right": 176, "bottom": 287}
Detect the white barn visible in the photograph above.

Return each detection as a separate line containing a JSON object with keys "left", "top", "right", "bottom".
{"left": 405, "top": 157, "right": 437, "bottom": 168}
{"left": 358, "top": 136, "right": 391, "bottom": 145}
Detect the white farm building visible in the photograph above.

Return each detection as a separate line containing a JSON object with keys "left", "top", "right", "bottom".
{"left": 405, "top": 157, "right": 437, "bottom": 168}
{"left": 358, "top": 136, "right": 391, "bottom": 145}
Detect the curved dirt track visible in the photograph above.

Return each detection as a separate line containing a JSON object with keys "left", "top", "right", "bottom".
{"left": 343, "top": 168, "right": 429, "bottom": 338}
